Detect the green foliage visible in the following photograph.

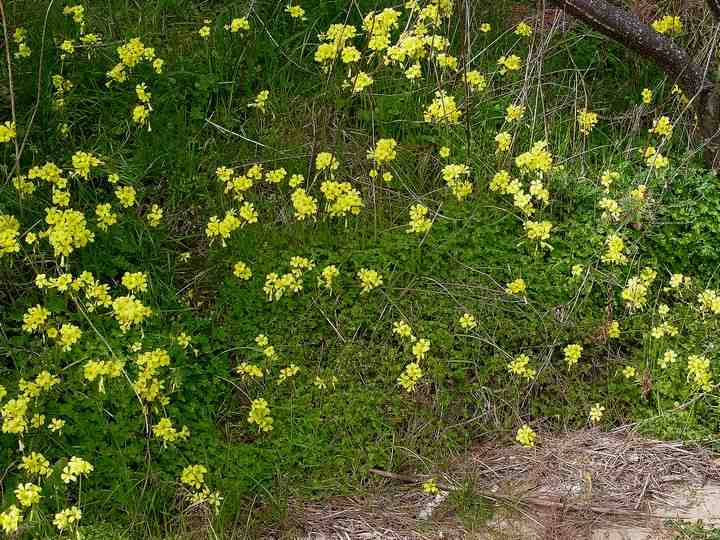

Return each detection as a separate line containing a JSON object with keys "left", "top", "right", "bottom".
{"left": 2, "top": 0, "right": 720, "bottom": 538}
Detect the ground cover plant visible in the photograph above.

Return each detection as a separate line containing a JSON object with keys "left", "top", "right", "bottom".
{"left": 2, "top": 0, "right": 720, "bottom": 537}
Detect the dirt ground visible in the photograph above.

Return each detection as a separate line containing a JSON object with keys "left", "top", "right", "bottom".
{"left": 277, "top": 428, "right": 720, "bottom": 539}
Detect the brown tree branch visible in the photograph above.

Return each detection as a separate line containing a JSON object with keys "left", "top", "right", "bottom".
{"left": 549, "top": 0, "right": 711, "bottom": 100}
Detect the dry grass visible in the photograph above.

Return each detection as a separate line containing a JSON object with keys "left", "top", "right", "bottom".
{"left": 278, "top": 428, "right": 720, "bottom": 539}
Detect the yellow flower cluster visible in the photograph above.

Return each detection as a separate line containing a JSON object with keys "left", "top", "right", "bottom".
{"left": 652, "top": 15, "right": 682, "bottom": 34}
{"left": 181, "top": 464, "right": 207, "bottom": 489}
{"left": 398, "top": 362, "right": 423, "bottom": 392}
{"left": 0, "top": 121, "right": 16, "bottom": 143}
{"left": 589, "top": 403, "right": 605, "bottom": 423}
{"left": 424, "top": 90, "right": 461, "bottom": 125}
{"left": 107, "top": 37, "right": 163, "bottom": 86}
{"left": 320, "top": 180, "right": 364, "bottom": 217}
{"left": 563, "top": 343, "right": 583, "bottom": 368}
{"left": 506, "top": 277, "right": 526, "bottom": 295}
{"left": 649, "top": 116, "right": 673, "bottom": 139}
{"left": 442, "top": 163, "right": 472, "bottom": 201}
{"left": 602, "top": 233, "right": 627, "bottom": 265}
{"left": 61, "top": 456, "right": 94, "bottom": 483}
{"left": 13, "top": 27, "right": 31, "bottom": 59}
{"left": 53, "top": 506, "right": 82, "bottom": 532}
{"left": 264, "top": 256, "right": 315, "bottom": 301}
{"left": 577, "top": 108, "right": 598, "bottom": 135}
{"left": 236, "top": 362, "right": 263, "bottom": 379}
{"left": 508, "top": 354, "right": 535, "bottom": 380}
{"left": 83, "top": 359, "right": 123, "bottom": 392}
{"left": 233, "top": 261, "right": 252, "bottom": 280}
{"left": 112, "top": 295, "right": 152, "bottom": 332}
{"left": 277, "top": 364, "right": 300, "bottom": 384}
{"left": 458, "top": 313, "right": 477, "bottom": 330}
{"left": 291, "top": 188, "right": 318, "bottom": 220}
{"left": 497, "top": 54, "right": 522, "bottom": 75}
{"left": 133, "top": 349, "right": 171, "bottom": 402}
{"left": 286, "top": 4, "right": 306, "bottom": 19}
{"left": 687, "top": 354, "right": 713, "bottom": 391}
{"left": 248, "top": 90, "right": 270, "bottom": 114}
{"left": 357, "top": 268, "right": 383, "bottom": 293}
{"left": 516, "top": 424, "right": 536, "bottom": 448}
{"left": 225, "top": 17, "right": 251, "bottom": 33}
{"left": 407, "top": 204, "right": 433, "bottom": 234}
{"left": 206, "top": 204, "right": 258, "bottom": 246}
{"left": 153, "top": 417, "right": 190, "bottom": 444}
{"left": 248, "top": 398, "right": 273, "bottom": 432}
{"left": 0, "top": 214, "right": 20, "bottom": 257}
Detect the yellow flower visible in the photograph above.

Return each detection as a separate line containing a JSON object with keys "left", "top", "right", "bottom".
{"left": 505, "top": 104, "right": 525, "bottom": 123}
{"left": 318, "top": 264, "right": 339, "bottom": 289}
{"left": 14, "top": 483, "right": 41, "bottom": 507}
{"left": 22, "top": 305, "right": 50, "bottom": 333}
{"left": 248, "top": 90, "right": 269, "bottom": 113}
{"left": 286, "top": 4, "right": 306, "bottom": 19}
{"left": 248, "top": 398, "right": 273, "bottom": 432}
{"left": 54, "top": 507, "right": 83, "bottom": 533}
{"left": 466, "top": 70, "right": 487, "bottom": 91}
{"left": 577, "top": 108, "right": 598, "bottom": 135}
{"left": 49, "top": 418, "right": 65, "bottom": 432}
{"left": 407, "top": 204, "right": 432, "bottom": 234}
{"left": 95, "top": 203, "right": 117, "bottom": 231}
{"left": 589, "top": 403, "right": 605, "bottom": 423}
{"left": 641, "top": 88, "right": 652, "bottom": 104}
{"left": 422, "top": 479, "right": 439, "bottom": 494}
{"left": 497, "top": 54, "right": 521, "bottom": 74}
{"left": 115, "top": 185, "right": 137, "bottom": 207}
{"left": 236, "top": 362, "right": 263, "bottom": 379}
{"left": 652, "top": 15, "right": 682, "bottom": 34}
{"left": 392, "top": 320, "right": 413, "bottom": 339}
{"left": 505, "top": 278, "right": 526, "bottom": 295}
{"left": 398, "top": 362, "right": 423, "bottom": 392}
{"left": 181, "top": 464, "right": 208, "bottom": 489}
{"left": 516, "top": 424, "right": 536, "bottom": 447}
{"left": 368, "top": 138, "right": 398, "bottom": 164}
{"left": 622, "top": 366, "right": 636, "bottom": 379}
{"left": 515, "top": 22, "right": 532, "bottom": 37}
{"left": 277, "top": 364, "right": 300, "bottom": 384}
{"left": 316, "top": 152, "right": 340, "bottom": 172}
{"left": 61, "top": 456, "right": 94, "bottom": 483}
{"left": 357, "top": 268, "right": 383, "bottom": 292}
{"left": 198, "top": 25, "right": 211, "bottom": 39}
{"left": 132, "top": 104, "right": 150, "bottom": 125}
{"left": 233, "top": 261, "right": 252, "bottom": 280}
{"left": 412, "top": 338, "right": 430, "bottom": 361}
{"left": 495, "top": 131, "right": 512, "bottom": 152}
{"left": 147, "top": 204, "right": 163, "bottom": 227}
{"left": 508, "top": 354, "right": 535, "bottom": 380}
{"left": 563, "top": 343, "right": 583, "bottom": 368}
{"left": 0, "top": 505, "right": 23, "bottom": 534}
{"left": 122, "top": 271, "right": 148, "bottom": 293}
{"left": 602, "top": 234, "right": 627, "bottom": 265}
{"left": 458, "top": 313, "right": 477, "bottom": 330}
{"left": 153, "top": 417, "right": 190, "bottom": 443}
{"left": 424, "top": 90, "right": 461, "bottom": 125}
{"left": 291, "top": 188, "right": 318, "bottom": 220}
{"left": 226, "top": 17, "right": 250, "bottom": 33}
{"left": 345, "top": 71, "right": 373, "bottom": 94}
{"left": 649, "top": 116, "right": 673, "bottom": 138}
{"left": 0, "top": 121, "right": 16, "bottom": 143}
